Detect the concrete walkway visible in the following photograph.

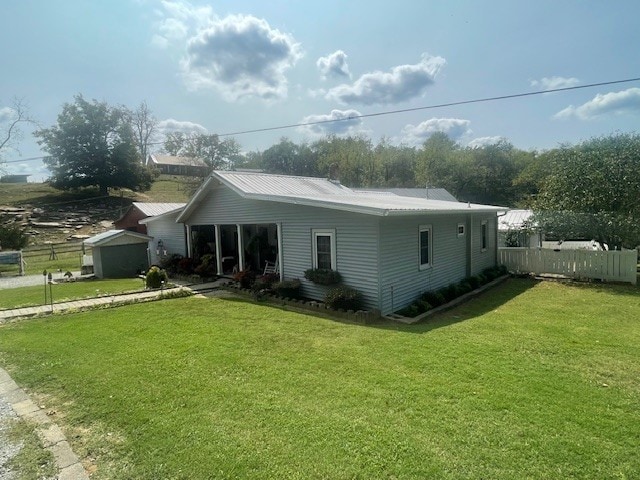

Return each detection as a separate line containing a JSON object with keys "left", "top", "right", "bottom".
{"left": 0, "top": 285, "right": 192, "bottom": 322}
{"left": 0, "top": 367, "right": 89, "bottom": 479}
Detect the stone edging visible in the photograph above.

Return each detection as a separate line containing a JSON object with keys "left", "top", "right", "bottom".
{"left": 0, "top": 367, "right": 89, "bottom": 480}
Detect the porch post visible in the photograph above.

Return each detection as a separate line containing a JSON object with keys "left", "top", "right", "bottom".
{"left": 186, "top": 224, "right": 193, "bottom": 258}
{"left": 236, "top": 224, "right": 244, "bottom": 272}
{"left": 214, "top": 224, "right": 222, "bottom": 275}
{"left": 466, "top": 215, "right": 473, "bottom": 277}
{"left": 277, "top": 222, "right": 283, "bottom": 281}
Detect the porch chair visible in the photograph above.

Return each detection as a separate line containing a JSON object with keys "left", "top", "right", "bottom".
{"left": 263, "top": 257, "right": 279, "bottom": 275}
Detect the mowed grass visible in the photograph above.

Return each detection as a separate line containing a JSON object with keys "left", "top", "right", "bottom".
{"left": 0, "top": 279, "right": 638, "bottom": 479}
{"left": 0, "top": 278, "right": 144, "bottom": 309}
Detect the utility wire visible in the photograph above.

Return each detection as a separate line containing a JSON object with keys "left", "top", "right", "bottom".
{"left": 4, "top": 76, "right": 640, "bottom": 163}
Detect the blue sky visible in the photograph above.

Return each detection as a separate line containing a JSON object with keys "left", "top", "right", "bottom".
{"left": 2, "top": 0, "right": 640, "bottom": 181}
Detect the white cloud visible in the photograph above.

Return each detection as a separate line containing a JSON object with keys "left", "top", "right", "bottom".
{"left": 181, "top": 14, "right": 302, "bottom": 100}
{"left": 152, "top": 2, "right": 302, "bottom": 100}
{"left": 530, "top": 76, "right": 579, "bottom": 91}
{"left": 317, "top": 50, "right": 351, "bottom": 79}
{"left": 0, "top": 107, "right": 15, "bottom": 123}
{"left": 152, "top": 0, "right": 211, "bottom": 47}
{"left": 400, "top": 118, "right": 471, "bottom": 145}
{"left": 298, "top": 109, "right": 364, "bottom": 137}
{"left": 555, "top": 88, "right": 640, "bottom": 120}
{"left": 326, "top": 53, "right": 445, "bottom": 105}
{"left": 467, "top": 136, "right": 507, "bottom": 148}
{"left": 157, "top": 118, "right": 208, "bottom": 135}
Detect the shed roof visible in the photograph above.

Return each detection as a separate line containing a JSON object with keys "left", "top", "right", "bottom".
{"left": 178, "top": 171, "right": 507, "bottom": 222}
{"left": 139, "top": 205, "right": 185, "bottom": 224}
{"left": 131, "top": 202, "right": 186, "bottom": 217}
{"left": 84, "top": 229, "right": 152, "bottom": 247}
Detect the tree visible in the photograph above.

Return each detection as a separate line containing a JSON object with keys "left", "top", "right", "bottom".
{"left": 35, "top": 95, "right": 154, "bottom": 195}
{"left": 129, "top": 101, "right": 157, "bottom": 163}
{"left": 0, "top": 97, "right": 35, "bottom": 168}
{"left": 533, "top": 132, "right": 640, "bottom": 250}
{"left": 163, "top": 132, "right": 241, "bottom": 170}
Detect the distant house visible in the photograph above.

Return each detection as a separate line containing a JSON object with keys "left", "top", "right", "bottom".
{"left": 0, "top": 174, "right": 30, "bottom": 183}
{"left": 176, "top": 171, "right": 506, "bottom": 315}
{"left": 145, "top": 154, "right": 209, "bottom": 176}
{"left": 498, "top": 209, "right": 541, "bottom": 248}
{"left": 114, "top": 202, "right": 186, "bottom": 234}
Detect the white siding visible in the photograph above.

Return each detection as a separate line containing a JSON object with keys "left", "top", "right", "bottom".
{"left": 186, "top": 184, "right": 381, "bottom": 310}
{"left": 146, "top": 212, "right": 187, "bottom": 265}
{"left": 470, "top": 215, "right": 497, "bottom": 275}
{"left": 379, "top": 215, "right": 468, "bottom": 314}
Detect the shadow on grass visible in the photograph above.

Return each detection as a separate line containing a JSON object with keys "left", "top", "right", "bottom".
{"left": 211, "top": 278, "right": 542, "bottom": 335}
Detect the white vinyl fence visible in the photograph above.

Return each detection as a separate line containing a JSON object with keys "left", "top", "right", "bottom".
{"left": 499, "top": 248, "right": 638, "bottom": 285}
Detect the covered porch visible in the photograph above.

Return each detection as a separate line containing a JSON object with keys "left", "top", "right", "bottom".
{"left": 187, "top": 223, "right": 281, "bottom": 277}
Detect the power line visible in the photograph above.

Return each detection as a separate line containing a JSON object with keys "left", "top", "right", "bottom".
{"left": 3, "top": 76, "right": 640, "bottom": 164}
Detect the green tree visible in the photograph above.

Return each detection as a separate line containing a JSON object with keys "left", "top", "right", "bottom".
{"left": 35, "top": 95, "right": 154, "bottom": 195}
{"left": 163, "top": 132, "right": 241, "bottom": 170}
{"left": 533, "top": 132, "right": 640, "bottom": 250}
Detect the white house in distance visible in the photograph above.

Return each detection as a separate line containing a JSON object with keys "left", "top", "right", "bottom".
{"left": 498, "top": 209, "right": 542, "bottom": 248}
{"left": 171, "top": 170, "right": 506, "bottom": 315}
{"left": 145, "top": 154, "right": 208, "bottom": 176}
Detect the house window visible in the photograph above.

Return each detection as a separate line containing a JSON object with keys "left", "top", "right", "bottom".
{"left": 481, "top": 221, "right": 488, "bottom": 251}
{"left": 312, "top": 229, "right": 336, "bottom": 270}
{"left": 457, "top": 223, "right": 465, "bottom": 237}
{"left": 419, "top": 225, "right": 432, "bottom": 269}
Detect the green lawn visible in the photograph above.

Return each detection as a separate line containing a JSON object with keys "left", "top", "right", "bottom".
{"left": 0, "top": 279, "right": 638, "bottom": 479}
{"left": 0, "top": 278, "right": 144, "bottom": 309}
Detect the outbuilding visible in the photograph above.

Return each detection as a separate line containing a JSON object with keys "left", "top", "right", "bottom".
{"left": 84, "top": 230, "right": 152, "bottom": 278}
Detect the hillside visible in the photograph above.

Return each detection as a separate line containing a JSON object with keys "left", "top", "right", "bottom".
{"left": 0, "top": 175, "right": 192, "bottom": 246}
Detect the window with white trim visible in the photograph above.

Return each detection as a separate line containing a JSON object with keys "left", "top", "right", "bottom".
{"left": 419, "top": 225, "right": 432, "bottom": 269}
{"left": 457, "top": 223, "right": 465, "bottom": 237}
{"left": 312, "top": 229, "right": 336, "bottom": 270}
{"left": 481, "top": 220, "right": 488, "bottom": 251}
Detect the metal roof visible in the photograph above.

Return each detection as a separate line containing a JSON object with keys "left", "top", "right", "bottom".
{"left": 355, "top": 187, "right": 458, "bottom": 202}
{"left": 84, "top": 229, "right": 152, "bottom": 247}
{"left": 132, "top": 202, "right": 186, "bottom": 217}
{"left": 178, "top": 171, "right": 507, "bottom": 222}
{"left": 149, "top": 154, "right": 207, "bottom": 168}
{"left": 498, "top": 209, "right": 534, "bottom": 231}
{"left": 139, "top": 205, "right": 185, "bottom": 224}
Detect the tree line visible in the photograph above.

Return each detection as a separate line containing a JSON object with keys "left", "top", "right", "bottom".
{"left": 28, "top": 95, "right": 640, "bottom": 249}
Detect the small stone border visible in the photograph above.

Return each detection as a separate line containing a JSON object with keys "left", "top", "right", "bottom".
{"left": 385, "top": 274, "right": 511, "bottom": 324}
{"left": 220, "top": 283, "right": 381, "bottom": 324}
{"left": 0, "top": 367, "right": 89, "bottom": 480}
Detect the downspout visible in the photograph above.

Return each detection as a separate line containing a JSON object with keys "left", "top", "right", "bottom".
{"left": 496, "top": 211, "right": 508, "bottom": 266}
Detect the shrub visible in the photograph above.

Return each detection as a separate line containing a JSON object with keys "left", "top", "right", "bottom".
{"left": 325, "top": 286, "right": 363, "bottom": 311}
{"left": 145, "top": 266, "right": 168, "bottom": 289}
{"left": 421, "top": 291, "right": 445, "bottom": 307}
{"left": 272, "top": 278, "right": 302, "bottom": 299}
{"left": 194, "top": 254, "right": 217, "bottom": 277}
{"left": 304, "top": 268, "right": 342, "bottom": 285}
{"left": 457, "top": 280, "right": 472, "bottom": 295}
{"left": 483, "top": 267, "right": 499, "bottom": 281}
{"left": 416, "top": 300, "right": 432, "bottom": 314}
{"left": 476, "top": 273, "right": 487, "bottom": 285}
{"left": 398, "top": 304, "right": 419, "bottom": 317}
{"left": 252, "top": 274, "right": 278, "bottom": 292}
{"left": 177, "top": 257, "right": 196, "bottom": 275}
{"left": 234, "top": 269, "right": 256, "bottom": 289}
{"left": 467, "top": 275, "right": 481, "bottom": 289}
{"left": 439, "top": 285, "right": 460, "bottom": 303}
{"left": 160, "top": 254, "right": 183, "bottom": 275}
{"left": 0, "top": 224, "right": 29, "bottom": 250}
